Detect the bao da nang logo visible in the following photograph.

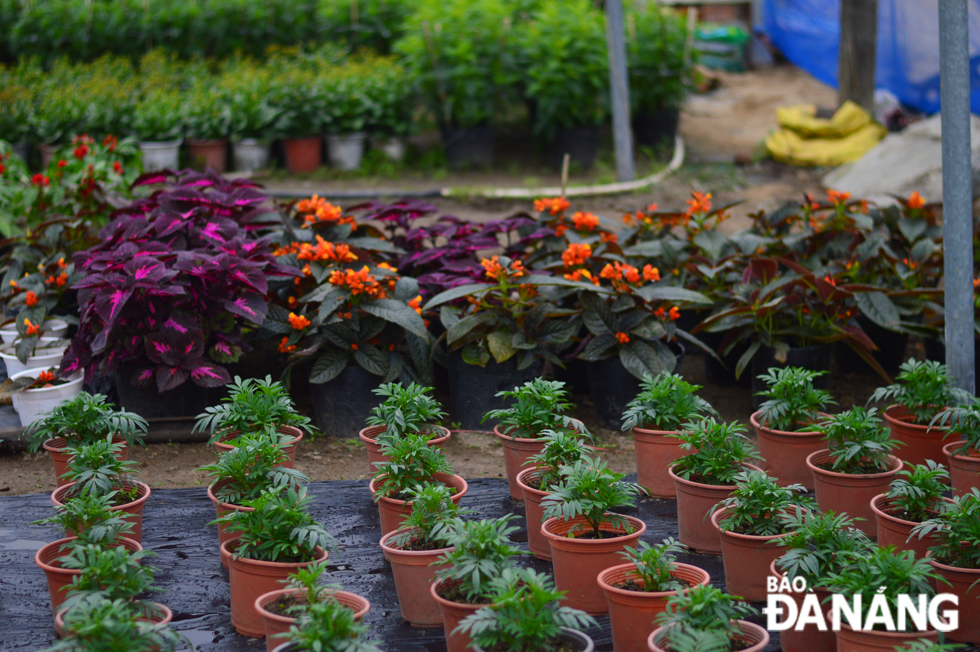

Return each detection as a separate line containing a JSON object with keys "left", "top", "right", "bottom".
{"left": 764, "top": 576, "right": 959, "bottom": 632}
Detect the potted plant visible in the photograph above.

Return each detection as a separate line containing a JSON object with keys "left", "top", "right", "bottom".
{"left": 540, "top": 457, "right": 644, "bottom": 614}
{"left": 255, "top": 560, "right": 370, "bottom": 652}
{"left": 132, "top": 88, "right": 184, "bottom": 172}
{"left": 933, "top": 401, "right": 980, "bottom": 496}
{"left": 516, "top": 428, "right": 593, "bottom": 560}
{"left": 621, "top": 372, "right": 717, "bottom": 498}
{"left": 872, "top": 460, "right": 952, "bottom": 557}
{"left": 871, "top": 359, "right": 970, "bottom": 467}
{"left": 42, "top": 594, "right": 188, "bottom": 652}
{"left": 483, "top": 378, "right": 580, "bottom": 499}
{"left": 214, "top": 485, "right": 337, "bottom": 638}
{"left": 268, "top": 63, "right": 324, "bottom": 174}
{"left": 2, "top": 366, "right": 84, "bottom": 428}
{"left": 708, "top": 470, "right": 811, "bottom": 601}
{"left": 667, "top": 418, "right": 761, "bottom": 553}
{"left": 322, "top": 72, "right": 369, "bottom": 171}
{"left": 369, "top": 436, "right": 468, "bottom": 535}
{"left": 456, "top": 567, "right": 597, "bottom": 652}
{"left": 184, "top": 85, "right": 231, "bottom": 172}
{"left": 751, "top": 366, "right": 836, "bottom": 488}
{"left": 597, "top": 538, "right": 710, "bottom": 652}
{"left": 194, "top": 375, "right": 312, "bottom": 467}
{"left": 430, "top": 515, "right": 523, "bottom": 652}
{"left": 363, "top": 56, "right": 413, "bottom": 162}
{"left": 221, "top": 63, "right": 278, "bottom": 173}
{"left": 0, "top": 331, "right": 67, "bottom": 376}
{"left": 807, "top": 406, "right": 904, "bottom": 537}
{"left": 361, "top": 382, "right": 450, "bottom": 473}
{"left": 269, "top": 596, "right": 381, "bottom": 652}
{"left": 647, "top": 585, "right": 767, "bottom": 652}
{"left": 379, "top": 484, "right": 467, "bottom": 627}
{"left": 32, "top": 491, "right": 136, "bottom": 544}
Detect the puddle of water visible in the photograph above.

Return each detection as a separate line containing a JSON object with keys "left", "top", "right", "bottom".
{"left": 1, "top": 538, "right": 47, "bottom": 551}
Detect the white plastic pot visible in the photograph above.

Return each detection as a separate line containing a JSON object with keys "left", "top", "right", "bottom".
{"left": 0, "top": 343, "right": 68, "bottom": 376}
{"left": 373, "top": 137, "right": 406, "bottom": 162}
{"left": 326, "top": 133, "right": 367, "bottom": 171}
{"left": 9, "top": 369, "right": 84, "bottom": 427}
{"left": 0, "top": 318, "right": 68, "bottom": 344}
{"left": 232, "top": 139, "right": 270, "bottom": 172}
{"left": 139, "top": 140, "right": 182, "bottom": 172}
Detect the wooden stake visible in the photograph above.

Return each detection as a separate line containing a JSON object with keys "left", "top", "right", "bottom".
{"left": 561, "top": 153, "right": 570, "bottom": 198}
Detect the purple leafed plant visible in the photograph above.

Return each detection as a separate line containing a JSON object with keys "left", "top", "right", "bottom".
{"left": 61, "top": 170, "right": 298, "bottom": 392}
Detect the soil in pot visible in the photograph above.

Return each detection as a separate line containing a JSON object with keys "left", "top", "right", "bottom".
{"left": 441, "top": 126, "right": 495, "bottom": 169}
{"left": 255, "top": 587, "right": 369, "bottom": 652}
{"left": 213, "top": 425, "right": 304, "bottom": 468}
{"left": 883, "top": 404, "right": 950, "bottom": 468}
{"left": 669, "top": 463, "right": 762, "bottom": 555}
{"left": 358, "top": 425, "right": 451, "bottom": 475}
{"left": 710, "top": 506, "right": 794, "bottom": 602}
{"left": 52, "top": 480, "right": 150, "bottom": 543}
{"left": 552, "top": 126, "right": 602, "bottom": 170}
{"left": 648, "top": 620, "right": 769, "bottom": 652}
{"left": 541, "top": 514, "right": 647, "bottom": 615}
{"left": 35, "top": 536, "right": 142, "bottom": 615}
{"left": 310, "top": 364, "right": 382, "bottom": 439}
{"left": 944, "top": 441, "right": 980, "bottom": 497}
{"left": 631, "top": 426, "right": 689, "bottom": 498}
{"left": 929, "top": 557, "right": 980, "bottom": 644}
{"left": 750, "top": 411, "right": 826, "bottom": 489}
{"left": 113, "top": 364, "right": 210, "bottom": 419}
{"left": 750, "top": 344, "right": 831, "bottom": 410}
{"left": 806, "top": 450, "right": 902, "bottom": 538}
{"left": 769, "top": 560, "right": 835, "bottom": 652}
{"left": 446, "top": 351, "right": 543, "bottom": 431}
{"left": 588, "top": 347, "right": 683, "bottom": 430}
{"left": 379, "top": 527, "right": 452, "bottom": 627}
{"left": 835, "top": 623, "right": 939, "bottom": 652}
{"left": 370, "top": 472, "right": 469, "bottom": 535}
{"left": 283, "top": 137, "right": 322, "bottom": 173}
{"left": 871, "top": 494, "right": 952, "bottom": 558}
{"left": 43, "top": 436, "right": 129, "bottom": 487}
{"left": 494, "top": 425, "right": 550, "bottom": 500}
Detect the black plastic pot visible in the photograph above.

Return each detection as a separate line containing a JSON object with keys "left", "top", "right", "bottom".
{"left": 633, "top": 108, "right": 680, "bottom": 150}
{"left": 552, "top": 126, "right": 602, "bottom": 170}
{"left": 447, "top": 350, "right": 543, "bottom": 430}
{"left": 310, "top": 363, "right": 381, "bottom": 439}
{"left": 750, "top": 344, "right": 831, "bottom": 409}
{"left": 113, "top": 364, "right": 211, "bottom": 419}
{"left": 833, "top": 316, "right": 909, "bottom": 379}
{"left": 701, "top": 330, "right": 751, "bottom": 388}
{"left": 553, "top": 357, "right": 590, "bottom": 397}
{"left": 441, "top": 126, "right": 495, "bottom": 169}
{"left": 587, "top": 345, "right": 684, "bottom": 430}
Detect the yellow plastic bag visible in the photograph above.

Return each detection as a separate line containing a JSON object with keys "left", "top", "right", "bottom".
{"left": 765, "top": 101, "right": 886, "bottom": 167}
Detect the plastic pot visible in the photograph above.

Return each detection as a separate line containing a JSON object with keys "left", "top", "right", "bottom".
{"left": 379, "top": 527, "right": 452, "bottom": 627}
{"left": 944, "top": 441, "right": 980, "bottom": 497}
{"left": 53, "top": 480, "right": 151, "bottom": 544}
{"left": 358, "top": 425, "right": 451, "bottom": 475}
{"left": 474, "top": 628, "right": 593, "bottom": 652}
{"left": 186, "top": 139, "right": 228, "bottom": 172}
{"left": 446, "top": 350, "right": 543, "bottom": 431}
{"left": 710, "top": 506, "right": 794, "bottom": 602}
{"left": 441, "top": 126, "right": 495, "bottom": 169}
{"left": 38, "top": 143, "right": 59, "bottom": 168}
{"left": 832, "top": 316, "right": 909, "bottom": 378}
{"left": 751, "top": 410, "right": 828, "bottom": 489}
{"left": 373, "top": 137, "right": 406, "bottom": 162}
{"left": 883, "top": 404, "right": 950, "bottom": 468}
{"left": 232, "top": 138, "right": 270, "bottom": 172}
{"left": 113, "top": 363, "right": 211, "bottom": 419}
{"left": 326, "top": 133, "right": 367, "bottom": 171}
{"left": 871, "top": 494, "right": 953, "bottom": 558}
{"left": 11, "top": 141, "right": 31, "bottom": 165}
{"left": 35, "top": 536, "right": 142, "bottom": 615}
{"left": 139, "top": 140, "right": 182, "bottom": 171}
{"left": 56, "top": 601, "right": 171, "bottom": 638}
{"left": 929, "top": 557, "right": 980, "bottom": 644}
{"left": 631, "top": 426, "right": 689, "bottom": 498}
{"left": 370, "top": 472, "right": 468, "bottom": 536}
{"left": 310, "top": 363, "right": 381, "bottom": 438}
{"left": 750, "top": 344, "right": 831, "bottom": 409}
{"left": 0, "top": 343, "right": 67, "bottom": 376}
{"left": 207, "top": 478, "right": 257, "bottom": 568}
{"left": 494, "top": 425, "right": 551, "bottom": 500}
{"left": 701, "top": 330, "right": 751, "bottom": 388}
{"left": 516, "top": 467, "right": 554, "bottom": 560}
{"left": 541, "top": 514, "right": 647, "bottom": 614}
{"left": 768, "top": 560, "right": 836, "bottom": 652}
{"left": 430, "top": 578, "right": 485, "bottom": 652}
{"left": 835, "top": 623, "right": 939, "bottom": 652}
{"left": 588, "top": 348, "right": 683, "bottom": 430}
{"left": 648, "top": 620, "right": 769, "bottom": 652}
{"left": 212, "top": 425, "right": 303, "bottom": 468}
{"left": 669, "top": 463, "right": 762, "bottom": 554}
{"left": 552, "top": 125, "right": 602, "bottom": 170}
{"left": 633, "top": 108, "right": 680, "bottom": 150}
{"left": 0, "top": 318, "right": 68, "bottom": 343}
{"left": 806, "top": 449, "right": 902, "bottom": 538}
{"left": 223, "top": 539, "right": 328, "bottom": 638}
{"left": 11, "top": 370, "right": 83, "bottom": 427}
{"left": 283, "top": 136, "right": 322, "bottom": 173}
{"left": 597, "top": 562, "right": 710, "bottom": 652}
{"left": 42, "top": 436, "right": 129, "bottom": 487}
{"left": 255, "top": 587, "right": 369, "bottom": 652}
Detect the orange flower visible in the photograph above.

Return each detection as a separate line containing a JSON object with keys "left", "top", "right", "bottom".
{"left": 571, "top": 211, "right": 599, "bottom": 231}
{"left": 642, "top": 265, "right": 660, "bottom": 282}
{"left": 554, "top": 224, "right": 567, "bottom": 237}
{"left": 827, "top": 189, "right": 850, "bottom": 205}
{"left": 685, "top": 191, "right": 712, "bottom": 215}
{"left": 668, "top": 306, "right": 681, "bottom": 321}
{"left": 564, "top": 269, "right": 598, "bottom": 285}
{"left": 974, "top": 278, "right": 980, "bottom": 288}
{"left": 37, "top": 370, "right": 55, "bottom": 383}
{"left": 24, "top": 318, "right": 39, "bottom": 336}
{"left": 623, "top": 266, "right": 640, "bottom": 283}
{"left": 302, "top": 264, "right": 312, "bottom": 277}
{"left": 288, "top": 312, "right": 311, "bottom": 330}
{"left": 278, "top": 337, "right": 297, "bottom": 353}
{"left": 600, "top": 232, "right": 618, "bottom": 244}
{"left": 24, "top": 291, "right": 38, "bottom": 307}
{"left": 615, "top": 332, "right": 630, "bottom": 344}
{"left": 287, "top": 296, "right": 298, "bottom": 307}
{"left": 907, "top": 191, "right": 925, "bottom": 209}
{"left": 903, "top": 258, "right": 918, "bottom": 270}
{"left": 328, "top": 266, "right": 386, "bottom": 297}
{"left": 510, "top": 260, "right": 526, "bottom": 278}
{"left": 654, "top": 307, "right": 665, "bottom": 318}
{"left": 378, "top": 262, "right": 399, "bottom": 273}
{"left": 622, "top": 213, "right": 635, "bottom": 225}
{"left": 481, "top": 256, "right": 504, "bottom": 280}
{"left": 534, "top": 197, "right": 571, "bottom": 215}
{"left": 647, "top": 202, "right": 659, "bottom": 212}
{"left": 561, "top": 242, "right": 592, "bottom": 267}
{"left": 297, "top": 195, "right": 328, "bottom": 214}
{"left": 823, "top": 275, "right": 837, "bottom": 287}
{"left": 46, "top": 273, "right": 67, "bottom": 287}
{"left": 351, "top": 343, "right": 359, "bottom": 351}
{"left": 599, "top": 262, "right": 641, "bottom": 291}
{"left": 274, "top": 242, "right": 302, "bottom": 257}
{"left": 389, "top": 343, "right": 396, "bottom": 351}
{"left": 409, "top": 295, "right": 423, "bottom": 315}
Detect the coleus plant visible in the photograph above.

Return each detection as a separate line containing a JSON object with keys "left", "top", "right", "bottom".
{"left": 61, "top": 169, "right": 295, "bottom": 392}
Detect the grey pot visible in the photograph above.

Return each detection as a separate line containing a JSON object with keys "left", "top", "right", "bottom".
{"left": 11, "top": 141, "right": 31, "bottom": 165}
{"left": 472, "top": 628, "right": 594, "bottom": 652}
{"left": 139, "top": 139, "right": 182, "bottom": 172}
{"left": 326, "top": 132, "right": 367, "bottom": 171}
{"left": 373, "top": 136, "right": 406, "bottom": 162}
{"left": 232, "top": 138, "right": 271, "bottom": 172}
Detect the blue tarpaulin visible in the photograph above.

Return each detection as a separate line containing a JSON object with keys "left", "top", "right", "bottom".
{"left": 761, "top": 0, "right": 980, "bottom": 114}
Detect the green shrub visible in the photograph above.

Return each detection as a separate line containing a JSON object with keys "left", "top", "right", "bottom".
{"left": 627, "top": 4, "right": 694, "bottom": 115}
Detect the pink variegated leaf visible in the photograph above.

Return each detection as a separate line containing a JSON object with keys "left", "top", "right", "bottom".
{"left": 188, "top": 362, "right": 232, "bottom": 387}
{"left": 94, "top": 287, "right": 134, "bottom": 327}
{"left": 132, "top": 170, "right": 176, "bottom": 188}
{"left": 223, "top": 293, "right": 268, "bottom": 325}
{"left": 156, "top": 365, "right": 190, "bottom": 392}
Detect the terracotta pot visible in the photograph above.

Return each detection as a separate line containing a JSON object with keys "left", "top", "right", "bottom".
{"left": 359, "top": 425, "right": 451, "bottom": 475}
{"left": 944, "top": 441, "right": 980, "bottom": 497}
{"left": 709, "top": 506, "right": 794, "bottom": 602}
{"left": 668, "top": 463, "right": 762, "bottom": 554}
{"left": 769, "top": 560, "right": 836, "bottom": 652}
{"left": 379, "top": 527, "right": 452, "bottom": 627}
{"left": 871, "top": 493, "right": 953, "bottom": 558}
{"left": 52, "top": 480, "right": 150, "bottom": 544}
{"left": 213, "top": 425, "right": 304, "bottom": 469}
{"left": 430, "top": 578, "right": 485, "bottom": 652}
{"left": 597, "top": 562, "right": 710, "bottom": 652}
{"left": 806, "top": 450, "right": 902, "bottom": 538}
{"left": 56, "top": 601, "right": 171, "bottom": 638}
{"left": 255, "top": 587, "right": 369, "bottom": 652}
{"left": 35, "top": 536, "right": 142, "bottom": 615}
{"left": 43, "top": 437, "right": 129, "bottom": 487}
{"left": 474, "top": 628, "right": 593, "bottom": 652}
{"left": 835, "top": 623, "right": 939, "bottom": 652}
{"left": 884, "top": 404, "right": 950, "bottom": 468}
{"left": 541, "top": 514, "right": 647, "bottom": 615}
{"left": 647, "top": 620, "right": 769, "bottom": 652}
{"left": 283, "top": 137, "right": 322, "bottom": 173}
{"left": 187, "top": 139, "right": 228, "bottom": 172}
{"left": 516, "top": 467, "right": 554, "bottom": 560}
{"left": 631, "top": 426, "right": 690, "bottom": 498}
{"left": 751, "top": 411, "right": 827, "bottom": 489}
{"left": 207, "top": 479, "right": 256, "bottom": 568}
{"left": 930, "top": 557, "right": 980, "bottom": 644}
{"left": 369, "top": 472, "right": 468, "bottom": 536}
{"left": 493, "top": 425, "right": 550, "bottom": 499}
{"left": 222, "top": 538, "right": 328, "bottom": 638}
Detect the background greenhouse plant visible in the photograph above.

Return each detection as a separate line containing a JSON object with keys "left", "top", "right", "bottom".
{"left": 620, "top": 372, "right": 717, "bottom": 431}
{"left": 619, "top": 538, "right": 688, "bottom": 592}
{"left": 627, "top": 4, "right": 694, "bottom": 118}
{"left": 755, "top": 367, "right": 835, "bottom": 431}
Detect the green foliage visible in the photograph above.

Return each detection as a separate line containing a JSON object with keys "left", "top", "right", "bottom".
{"left": 912, "top": 488, "right": 980, "bottom": 570}
{"left": 197, "top": 434, "right": 309, "bottom": 504}
{"left": 669, "top": 418, "right": 758, "bottom": 485}
{"left": 755, "top": 366, "right": 835, "bottom": 432}
{"left": 389, "top": 483, "right": 468, "bottom": 548}
{"left": 886, "top": 460, "right": 950, "bottom": 523}
{"left": 627, "top": 4, "right": 694, "bottom": 114}
{"left": 285, "top": 560, "right": 344, "bottom": 611}
{"left": 287, "top": 597, "right": 382, "bottom": 652}
{"left": 40, "top": 595, "right": 188, "bottom": 652}
{"left": 896, "top": 642, "right": 965, "bottom": 652}
{"left": 483, "top": 378, "right": 576, "bottom": 438}
{"left": 366, "top": 381, "right": 447, "bottom": 442}
{"left": 541, "top": 458, "right": 639, "bottom": 538}
{"left": 773, "top": 510, "right": 875, "bottom": 587}
{"left": 435, "top": 515, "right": 522, "bottom": 602}
{"left": 58, "top": 543, "right": 158, "bottom": 612}
{"left": 194, "top": 375, "right": 312, "bottom": 445}
{"left": 31, "top": 492, "right": 135, "bottom": 544}
{"left": 869, "top": 358, "right": 970, "bottom": 422}
{"left": 524, "top": 428, "right": 592, "bottom": 490}
{"left": 24, "top": 392, "right": 146, "bottom": 452}
{"left": 619, "top": 538, "right": 687, "bottom": 593}
{"left": 928, "top": 400, "right": 980, "bottom": 456}
{"left": 818, "top": 407, "right": 901, "bottom": 474}
{"left": 62, "top": 439, "right": 140, "bottom": 500}
{"left": 455, "top": 567, "right": 596, "bottom": 652}
{"left": 373, "top": 435, "right": 454, "bottom": 499}
{"left": 710, "top": 470, "right": 810, "bottom": 536}
{"left": 620, "top": 372, "right": 716, "bottom": 431}
{"left": 655, "top": 585, "right": 757, "bottom": 649}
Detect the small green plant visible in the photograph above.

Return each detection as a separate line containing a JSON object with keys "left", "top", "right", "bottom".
{"left": 930, "top": 401, "right": 980, "bottom": 457}
{"left": 755, "top": 367, "right": 835, "bottom": 432}
{"left": 214, "top": 485, "right": 337, "bottom": 563}
{"left": 896, "top": 641, "right": 964, "bottom": 652}
{"left": 193, "top": 375, "right": 312, "bottom": 445}
{"left": 654, "top": 584, "right": 757, "bottom": 650}
{"left": 373, "top": 435, "right": 455, "bottom": 500}
{"left": 885, "top": 460, "right": 950, "bottom": 522}
{"left": 283, "top": 560, "right": 343, "bottom": 613}
{"left": 483, "top": 379, "right": 577, "bottom": 439}
{"left": 912, "top": 488, "right": 980, "bottom": 570}
{"left": 709, "top": 470, "right": 810, "bottom": 536}
{"left": 58, "top": 544, "right": 158, "bottom": 613}
{"left": 197, "top": 434, "right": 309, "bottom": 504}
{"left": 389, "top": 483, "right": 468, "bottom": 549}
{"left": 62, "top": 440, "right": 140, "bottom": 502}
{"left": 31, "top": 492, "right": 135, "bottom": 544}
{"left": 455, "top": 567, "right": 596, "bottom": 652}
{"left": 773, "top": 510, "right": 874, "bottom": 587}
{"left": 541, "top": 458, "right": 640, "bottom": 538}
{"left": 41, "top": 595, "right": 189, "bottom": 652}
{"left": 669, "top": 418, "right": 758, "bottom": 485}
{"left": 25, "top": 392, "right": 146, "bottom": 452}
{"left": 435, "top": 515, "right": 522, "bottom": 603}
{"left": 619, "top": 538, "right": 688, "bottom": 592}
{"left": 621, "top": 372, "right": 716, "bottom": 432}
{"left": 523, "top": 428, "right": 593, "bottom": 491}
{"left": 817, "top": 407, "right": 901, "bottom": 474}
{"left": 285, "top": 597, "right": 381, "bottom": 652}
{"left": 869, "top": 358, "right": 970, "bottom": 422}
{"left": 365, "top": 382, "right": 447, "bottom": 443}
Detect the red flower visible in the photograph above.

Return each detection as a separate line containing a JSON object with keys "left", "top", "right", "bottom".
{"left": 31, "top": 174, "right": 50, "bottom": 187}
{"left": 113, "top": 161, "right": 124, "bottom": 175}
{"left": 24, "top": 291, "right": 38, "bottom": 307}
{"left": 278, "top": 337, "right": 297, "bottom": 353}
{"left": 73, "top": 144, "right": 89, "bottom": 160}
{"left": 0, "top": 163, "right": 5, "bottom": 175}
{"left": 615, "top": 332, "right": 630, "bottom": 344}
{"left": 102, "top": 135, "right": 117, "bottom": 151}
{"left": 668, "top": 306, "right": 681, "bottom": 321}
{"left": 24, "top": 318, "right": 39, "bottom": 336}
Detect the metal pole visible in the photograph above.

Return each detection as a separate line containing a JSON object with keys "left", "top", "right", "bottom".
{"left": 605, "top": 0, "right": 635, "bottom": 182}
{"left": 939, "top": 0, "right": 975, "bottom": 394}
